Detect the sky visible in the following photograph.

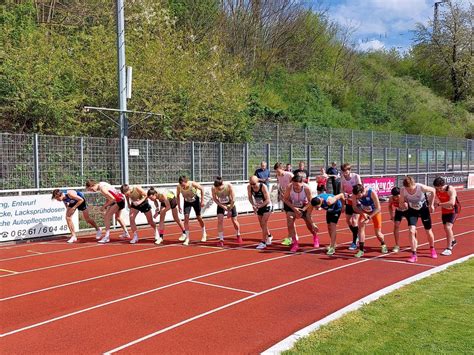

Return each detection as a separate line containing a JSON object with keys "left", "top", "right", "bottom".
{"left": 318, "top": 0, "right": 440, "bottom": 52}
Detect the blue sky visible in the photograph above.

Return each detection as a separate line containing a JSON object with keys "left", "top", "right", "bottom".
{"left": 317, "top": 0, "right": 438, "bottom": 52}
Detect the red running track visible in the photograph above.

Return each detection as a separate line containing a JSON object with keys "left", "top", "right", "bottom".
{"left": 1, "top": 190, "right": 473, "bottom": 354}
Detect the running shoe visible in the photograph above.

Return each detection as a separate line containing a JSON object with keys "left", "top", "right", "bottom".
{"left": 179, "top": 233, "right": 187, "bottom": 242}
{"left": 67, "top": 235, "right": 77, "bottom": 244}
{"left": 381, "top": 244, "right": 388, "bottom": 254}
{"left": 236, "top": 235, "right": 243, "bottom": 244}
{"left": 119, "top": 231, "right": 130, "bottom": 239}
{"left": 281, "top": 237, "right": 292, "bottom": 246}
{"left": 183, "top": 237, "right": 190, "bottom": 246}
{"left": 451, "top": 239, "right": 457, "bottom": 248}
{"left": 217, "top": 240, "right": 224, "bottom": 247}
{"left": 348, "top": 242, "right": 358, "bottom": 250}
{"left": 266, "top": 235, "right": 273, "bottom": 246}
{"left": 392, "top": 245, "right": 400, "bottom": 253}
{"left": 95, "top": 228, "right": 102, "bottom": 240}
{"left": 313, "top": 234, "right": 320, "bottom": 248}
{"left": 355, "top": 250, "right": 364, "bottom": 258}
{"left": 290, "top": 242, "right": 299, "bottom": 253}
{"left": 98, "top": 234, "right": 110, "bottom": 244}
{"left": 441, "top": 248, "right": 452, "bottom": 256}
{"left": 200, "top": 232, "right": 207, "bottom": 242}
{"left": 154, "top": 236, "right": 163, "bottom": 245}
{"left": 130, "top": 233, "right": 139, "bottom": 244}
{"left": 407, "top": 254, "right": 418, "bottom": 263}
{"left": 430, "top": 248, "right": 438, "bottom": 259}
{"left": 256, "top": 242, "right": 266, "bottom": 250}
{"left": 326, "top": 246, "right": 336, "bottom": 256}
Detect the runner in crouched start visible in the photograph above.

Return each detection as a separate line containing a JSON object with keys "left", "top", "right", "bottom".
{"left": 120, "top": 184, "right": 157, "bottom": 244}
{"left": 351, "top": 184, "right": 387, "bottom": 258}
{"left": 340, "top": 163, "right": 362, "bottom": 250}
{"left": 212, "top": 177, "right": 241, "bottom": 247}
{"left": 85, "top": 180, "right": 129, "bottom": 243}
{"left": 388, "top": 187, "right": 407, "bottom": 253}
{"left": 147, "top": 188, "right": 186, "bottom": 245}
{"left": 433, "top": 177, "right": 461, "bottom": 256}
{"left": 399, "top": 176, "right": 438, "bottom": 263}
{"left": 52, "top": 189, "right": 102, "bottom": 243}
{"left": 176, "top": 176, "right": 207, "bottom": 245}
{"left": 274, "top": 162, "right": 294, "bottom": 246}
{"left": 283, "top": 175, "right": 319, "bottom": 252}
{"left": 310, "top": 192, "right": 345, "bottom": 255}
{"left": 247, "top": 175, "right": 273, "bottom": 250}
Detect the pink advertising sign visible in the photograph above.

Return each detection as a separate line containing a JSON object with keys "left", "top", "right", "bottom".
{"left": 362, "top": 177, "right": 396, "bottom": 197}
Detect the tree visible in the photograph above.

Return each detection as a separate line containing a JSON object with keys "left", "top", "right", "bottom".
{"left": 413, "top": 0, "right": 473, "bottom": 102}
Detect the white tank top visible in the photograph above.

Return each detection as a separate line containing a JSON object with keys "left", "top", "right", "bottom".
{"left": 290, "top": 184, "right": 308, "bottom": 207}
{"left": 341, "top": 173, "right": 359, "bottom": 194}
{"left": 403, "top": 184, "right": 426, "bottom": 210}
{"left": 215, "top": 184, "right": 231, "bottom": 204}
{"left": 99, "top": 182, "right": 124, "bottom": 202}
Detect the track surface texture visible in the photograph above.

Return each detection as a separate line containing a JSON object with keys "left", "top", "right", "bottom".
{"left": 1, "top": 190, "right": 473, "bottom": 354}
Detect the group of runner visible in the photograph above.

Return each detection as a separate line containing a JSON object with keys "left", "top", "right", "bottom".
{"left": 52, "top": 162, "right": 460, "bottom": 262}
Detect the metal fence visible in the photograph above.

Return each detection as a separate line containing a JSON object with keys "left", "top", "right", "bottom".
{"left": 1, "top": 130, "right": 473, "bottom": 190}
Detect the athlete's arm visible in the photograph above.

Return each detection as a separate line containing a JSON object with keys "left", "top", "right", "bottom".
{"left": 355, "top": 174, "right": 362, "bottom": 185}
{"left": 388, "top": 197, "right": 394, "bottom": 220}
{"left": 99, "top": 186, "right": 116, "bottom": 208}
{"left": 192, "top": 182, "right": 205, "bottom": 207}
{"left": 282, "top": 185, "right": 295, "bottom": 211}
{"left": 134, "top": 186, "right": 148, "bottom": 205}
{"left": 261, "top": 184, "right": 270, "bottom": 208}
{"left": 301, "top": 185, "right": 313, "bottom": 212}
{"left": 326, "top": 193, "right": 345, "bottom": 206}
{"left": 66, "top": 190, "right": 84, "bottom": 209}
{"left": 228, "top": 184, "right": 236, "bottom": 209}
{"left": 212, "top": 187, "right": 225, "bottom": 209}
{"left": 176, "top": 185, "right": 182, "bottom": 213}
{"left": 367, "top": 190, "right": 381, "bottom": 219}
{"left": 420, "top": 184, "right": 436, "bottom": 209}
{"left": 438, "top": 187, "right": 456, "bottom": 209}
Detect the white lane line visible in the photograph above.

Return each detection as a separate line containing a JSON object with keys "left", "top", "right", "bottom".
{"left": 1, "top": 227, "right": 472, "bottom": 340}
{"left": 189, "top": 280, "right": 257, "bottom": 295}
{"left": 26, "top": 250, "right": 43, "bottom": 255}
{"left": 262, "top": 253, "right": 474, "bottom": 354}
{"left": 102, "top": 229, "right": 474, "bottom": 354}
{"left": 2, "top": 214, "right": 471, "bottom": 301}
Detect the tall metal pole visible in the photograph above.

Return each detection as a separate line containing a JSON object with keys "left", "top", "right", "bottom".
{"left": 116, "top": 0, "right": 128, "bottom": 184}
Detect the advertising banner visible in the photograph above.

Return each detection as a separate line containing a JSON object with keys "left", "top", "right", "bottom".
{"left": 0, "top": 195, "right": 78, "bottom": 242}
{"left": 468, "top": 173, "right": 474, "bottom": 189}
{"left": 362, "top": 177, "right": 396, "bottom": 197}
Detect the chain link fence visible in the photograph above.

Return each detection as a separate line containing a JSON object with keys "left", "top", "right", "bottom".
{"left": 1, "top": 126, "right": 473, "bottom": 190}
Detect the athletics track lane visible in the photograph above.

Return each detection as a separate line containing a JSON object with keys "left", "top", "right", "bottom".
{"left": 0, "top": 190, "right": 473, "bottom": 353}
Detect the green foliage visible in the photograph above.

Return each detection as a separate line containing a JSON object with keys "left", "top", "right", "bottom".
{"left": 1, "top": 1, "right": 472, "bottom": 140}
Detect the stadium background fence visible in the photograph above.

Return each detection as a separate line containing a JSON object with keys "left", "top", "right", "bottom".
{"left": 1, "top": 122, "right": 473, "bottom": 190}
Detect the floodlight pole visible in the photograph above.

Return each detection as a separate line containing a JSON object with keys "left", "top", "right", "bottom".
{"left": 116, "top": 0, "right": 128, "bottom": 184}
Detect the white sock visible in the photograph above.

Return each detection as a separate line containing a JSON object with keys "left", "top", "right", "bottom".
{"left": 185, "top": 230, "right": 189, "bottom": 237}
{"left": 218, "top": 232, "right": 224, "bottom": 240}
{"left": 236, "top": 229, "right": 241, "bottom": 236}
{"left": 202, "top": 226, "right": 206, "bottom": 233}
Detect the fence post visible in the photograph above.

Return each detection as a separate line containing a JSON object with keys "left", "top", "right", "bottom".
{"left": 406, "top": 148, "right": 410, "bottom": 173}
{"left": 328, "top": 127, "right": 332, "bottom": 148}
{"left": 467, "top": 141, "right": 470, "bottom": 172}
{"left": 243, "top": 143, "right": 249, "bottom": 180}
{"left": 415, "top": 148, "right": 420, "bottom": 173}
{"left": 80, "top": 137, "right": 84, "bottom": 185}
{"left": 460, "top": 149, "right": 463, "bottom": 171}
{"left": 145, "top": 139, "right": 149, "bottom": 185}
{"left": 435, "top": 149, "right": 438, "bottom": 172}
{"left": 289, "top": 144, "right": 293, "bottom": 166}
{"left": 266, "top": 143, "right": 270, "bottom": 169}
{"left": 445, "top": 147, "right": 448, "bottom": 172}
{"left": 426, "top": 150, "right": 429, "bottom": 173}
{"left": 351, "top": 129, "right": 354, "bottom": 162}
{"left": 218, "top": 142, "right": 223, "bottom": 177}
{"left": 304, "top": 126, "right": 308, "bottom": 146}
{"left": 396, "top": 148, "right": 401, "bottom": 174}
{"left": 326, "top": 145, "right": 330, "bottom": 169}
{"left": 383, "top": 147, "right": 387, "bottom": 175}
{"left": 370, "top": 146, "right": 374, "bottom": 175}
{"left": 191, "top": 141, "right": 195, "bottom": 181}
{"left": 357, "top": 147, "right": 361, "bottom": 174}
{"left": 371, "top": 131, "right": 374, "bottom": 147}
{"left": 405, "top": 134, "right": 408, "bottom": 149}
{"left": 33, "top": 133, "right": 40, "bottom": 189}
{"left": 307, "top": 145, "right": 311, "bottom": 177}
{"left": 451, "top": 150, "right": 455, "bottom": 171}
{"left": 341, "top": 145, "right": 345, "bottom": 166}
{"left": 276, "top": 123, "right": 280, "bottom": 161}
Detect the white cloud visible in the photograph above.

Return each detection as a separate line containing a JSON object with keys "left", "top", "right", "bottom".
{"left": 331, "top": 0, "right": 432, "bottom": 36}
{"left": 357, "top": 39, "right": 385, "bottom": 52}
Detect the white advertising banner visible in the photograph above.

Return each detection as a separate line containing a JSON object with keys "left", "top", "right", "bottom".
{"left": 0, "top": 195, "right": 78, "bottom": 242}
{"left": 468, "top": 173, "right": 474, "bottom": 189}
